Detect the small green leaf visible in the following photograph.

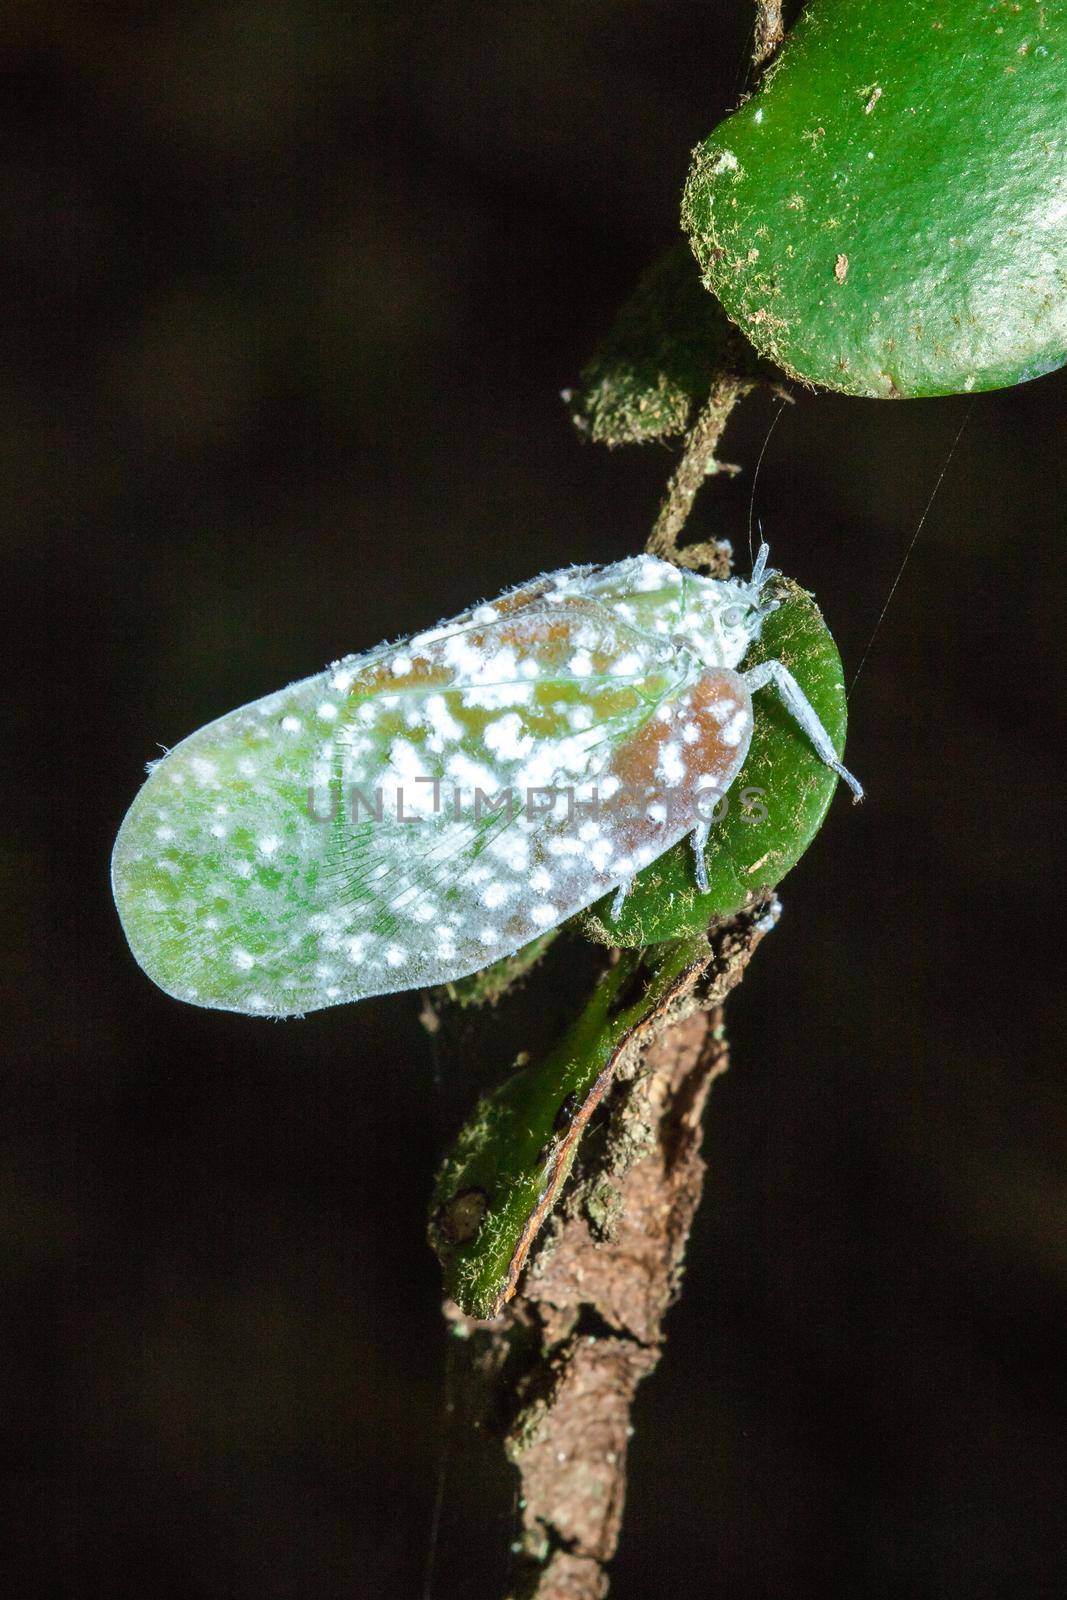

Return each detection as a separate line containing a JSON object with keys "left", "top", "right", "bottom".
{"left": 581, "top": 580, "right": 849, "bottom": 946}
{"left": 570, "top": 243, "right": 758, "bottom": 445}
{"left": 683, "top": 0, "right": 1067, "bottom": 397}
{"left": 429, "top": 934, "right": 714, "bottom": 1320}
{"left": 432, "top": 929, "right": 558, "bottom": 1009}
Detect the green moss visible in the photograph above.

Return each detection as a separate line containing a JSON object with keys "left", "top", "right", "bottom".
{"left": 571, "top": 243, "right": 758, "bottom": 444}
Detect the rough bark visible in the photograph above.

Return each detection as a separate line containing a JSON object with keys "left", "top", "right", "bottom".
{"left": 752, "top": 1, "right": 785, "bottom": 73}
{"left": 442, "top": 908, "right": 771, "bottom": 1598}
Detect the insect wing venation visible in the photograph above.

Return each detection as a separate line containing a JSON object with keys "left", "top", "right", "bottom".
{"left": 113, "top": 562, "right": 747, "bottom": 1017}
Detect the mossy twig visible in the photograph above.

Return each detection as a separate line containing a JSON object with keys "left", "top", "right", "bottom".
{"left": 753, "top": 0, "right": 785, "bottom": 72}
{"left": 646, "top": 375, "right": 752, "bottom": 572}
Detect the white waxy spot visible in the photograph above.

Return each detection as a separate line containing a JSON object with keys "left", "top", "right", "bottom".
{"left": 258, "top": 835, "right": 280, "bottom": 857}
{"left": 547, "top": 836, "right": 585, "bottom": 858}
{"left": 569, "top": 651, "right": 593, "bottom": 676}
{"left": 317, "top": 703, "right": 338, "bottom": 721}
{"left": 610, "top": 652, "right": 643, "bottom": 678}
{"left": 530, "top": 902, "right": 559, "bottom": 927}
{"left": 345, "top": 936, "right": 367, "bottom": 963}
{"left": 490, "top": 833, "right": 529, "bottom": 871}
{"left": 281, "top": 715, "right": 301, "bottom": 733}
{"left": 425, "top": 694, "right": 464, "bottom": 742}
{"left": 635, "top": 558, "right": 666, "bottom": 591}
{"left": 589, "top": 840, "right": 612, "bottom": 872}
{"left": 481, "top": 881, "right": 510, "bottom": 909}
{"left": 682, "top": 722, "right": 700, "bottom": 744}
{"left": 658, "top": 742, "right": 686, "bottom": 785}
{"left": 155, "top": 825, "right": 175, "bottom": 842}
{"left": 484, "top": 713, "right": 533, "bottom": 762}
{"left": 530, "top": 867, "right": 553, "bottom": 893}
{"left": 722, "top": 710, "right": 749, "bottom": 747}
{"left": 233, "top": 949, "right": 255, "bottom": 972}
{"left": 447, "top": 750, "right": 500, "bottom": 793}
{"left": 391, "top": 654, "right": 413, "bottom": 676}
{"left": 478, "top": 927, "right": 498, "bottom": 945}
{"left": 385, "top": 945, "right": 405, "bottom": 968}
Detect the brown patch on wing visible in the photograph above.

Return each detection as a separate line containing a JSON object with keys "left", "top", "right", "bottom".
{"left": 598, "top": 668, "right": 752, "bottom": 855}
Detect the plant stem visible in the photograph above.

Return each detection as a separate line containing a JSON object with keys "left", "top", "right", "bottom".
{"left": 646, "top": 375, "right": 752, "bottom": 571}
{"left": 435, "top": 905, "right": 773, "bottom": 1600}
{"left": 753, "top": 0, "right": 785, "bottom": 71}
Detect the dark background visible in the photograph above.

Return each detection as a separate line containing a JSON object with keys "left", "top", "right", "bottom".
{"left": 3, "top": 2, "right": 1064, "bottom": 1596}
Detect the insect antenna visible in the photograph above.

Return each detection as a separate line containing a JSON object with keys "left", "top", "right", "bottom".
{"left": 849, "top": 400, "right": 974, "bottom": 697}
{"left": 748, "top": 399, "right": 789, "bottom": 570}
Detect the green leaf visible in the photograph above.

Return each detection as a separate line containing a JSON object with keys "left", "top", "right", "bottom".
{"left": 682, "top": 0, "right": 1067, "bottom": 398}
{"left": 428, "top": 934, "right": 715, "bottom": 1320}
{"left": 570, "top": 243, "right": 758, "bottom": 444}
{"left": 432, "top": 929, "right": 559, "bottom": 1009}
{"left": 580, "top": 579, "right": 849, "bottom": 946}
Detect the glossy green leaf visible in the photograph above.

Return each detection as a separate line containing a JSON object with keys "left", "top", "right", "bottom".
{"left": 580, "top": 579, "right": 849, "bottom": 946}
{"left": 683, "top": 0, "right": 1067, "bottom": 397}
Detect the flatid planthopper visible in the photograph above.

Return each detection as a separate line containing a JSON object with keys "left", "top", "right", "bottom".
{"left": 112, "top": 545, "right": 861, "bottom": 1018}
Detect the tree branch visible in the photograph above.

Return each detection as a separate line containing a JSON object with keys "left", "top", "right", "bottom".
{"left": 752, "top": 0, "right": 785, "bottom": 73}
{"left": 645, "top": 375, "right": 752, "bottom": 572}
{"left": 439, "top": 904, "right": 775, "bottom": 1599}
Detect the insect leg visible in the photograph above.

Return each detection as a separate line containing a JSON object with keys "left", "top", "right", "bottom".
{"left": 744, "top": 660, "right": 864, "bottom": 801}
{"left": 690, "top": 822, "right": 711, "bottom": 894}
{"left": 611, "top": 878, "right": 633, "bottom": 920}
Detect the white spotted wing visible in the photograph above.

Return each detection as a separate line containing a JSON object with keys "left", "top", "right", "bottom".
{"left": 112, "top": 559, "right": 754, "bottom": 1015}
